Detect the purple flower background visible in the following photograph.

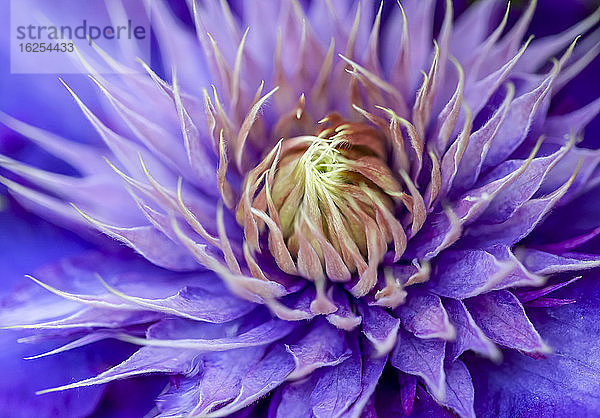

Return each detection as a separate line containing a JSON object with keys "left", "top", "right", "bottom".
{"left": 1, "top": 0, "right": 600, "bottom": 416}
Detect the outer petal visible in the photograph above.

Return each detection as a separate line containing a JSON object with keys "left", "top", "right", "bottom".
{"left": 344, "top": 340, "right": 387, "bottom": 418}
{"left": 156, "top": 346, "right": 266, "bottom": 416}
{"left": 34, "top": 345, "right": 200, "bottom": 394}
{"left": 359, "top": 304, "right": 401, "bottom": 356}
{"left": 274, "top": 334, "right": 362, "bottom": 418}
{"left": 518, "top": 249, "right": 600, "bottom": 275}
{"left": 427, "top": 248, "right": 540, "bottom": 299}
{"left": 439, "top": 360, "right": 475, "bottom": 418}
{"left": 8, "top": 251, "right": 254, "bottom": 325}
{"left": 469, "top": 274, "right": 600, "bottom": 416}
{"left": 286, "top": 318, "right": 351, "bottom": 380}
{"left": 465, "top": 290, "right": 549, "bottom": 353}
{"left": 0, "top": 201, "right": 111, "bottom": 416}
{"left": 396, "top": 289, "right": 455, "bottom": 340}
{"left": 444, "top": 298, "right": 501, "bottom": 362}
{"left": 0, "top": 200, "right": 90, "bottom": 288}
{"left": 208, "top": 344, "right": 295, "bottom": 416}
{"left": 375, "top": 383, "right": 453, "bottom": 418}
{"left": 0, "top": 334, "right": 121, "bottom": 418}
{"left": 390, "top": 328, "right": 446, "bottom": 401}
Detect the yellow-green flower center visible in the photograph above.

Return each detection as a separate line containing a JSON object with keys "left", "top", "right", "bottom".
{"left": 238, "top": 113, "right": 408, "bottom": 298}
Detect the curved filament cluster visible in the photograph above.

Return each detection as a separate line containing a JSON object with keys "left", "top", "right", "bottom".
{"left": 238, "top": 113, "right": 412, "bottom": 299}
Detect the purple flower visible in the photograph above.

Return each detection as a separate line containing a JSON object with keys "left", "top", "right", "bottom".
{"left": 2, "top": 0, "right": 600, "bottom": 416}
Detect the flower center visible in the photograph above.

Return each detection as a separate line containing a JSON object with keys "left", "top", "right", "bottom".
{"left": 238, "top": 113, "right": 407, "bottom": 297}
